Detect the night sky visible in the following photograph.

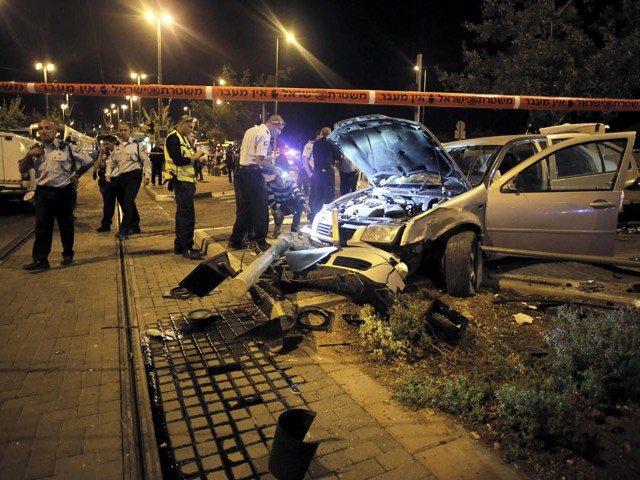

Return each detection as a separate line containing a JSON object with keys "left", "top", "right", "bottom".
{"left": 1, "top": 0, "right": 490, "bottom": 145}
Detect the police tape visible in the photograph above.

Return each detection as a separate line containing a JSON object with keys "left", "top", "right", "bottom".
{"left": 1, "top": 81, "right": 639, "bottom": 111}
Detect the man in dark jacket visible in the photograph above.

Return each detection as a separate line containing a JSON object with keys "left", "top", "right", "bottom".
{"left": 309, "top": 127, "right": 342, "bottom": 222}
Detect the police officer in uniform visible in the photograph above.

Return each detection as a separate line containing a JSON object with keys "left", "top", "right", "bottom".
{"left": 106, "top": 122, "right": 151, "bottom": 239}
{"left": 164, "top": 115, "right": 207, "bottom": 260}
{"left": 19, "top": 119, "right": 94, "bottom": 270}
{"left": 228, "top": 115, "right": 285, "bottom": 251}
{"left": 94, "top": 134, "right": 118, "bottom": 232}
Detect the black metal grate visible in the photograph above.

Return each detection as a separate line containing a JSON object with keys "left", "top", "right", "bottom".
{"left": 142, "top": 302, "right": 309, "bottom": 479}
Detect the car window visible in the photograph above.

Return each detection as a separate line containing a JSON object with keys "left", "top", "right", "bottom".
{"left": 506, "top": 139, "right": 626, "bottom": 193}
{"left": 446, "top": 145, "right": 500, "bottom": 186}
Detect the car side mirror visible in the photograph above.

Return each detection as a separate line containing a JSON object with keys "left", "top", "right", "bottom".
{"left": 501, "top": 180, "right": 519, "bottom": 193}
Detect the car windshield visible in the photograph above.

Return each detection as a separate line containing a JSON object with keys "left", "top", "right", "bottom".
{"left": 378, "top": 172, "right": 443, "bottom": 187}
{"left": 446, "top": 145, "right": 502, "bottom": 186}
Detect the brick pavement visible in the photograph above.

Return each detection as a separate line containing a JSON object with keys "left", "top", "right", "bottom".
{"left": 0, "top": 173, "right": 523, "bottom": 479}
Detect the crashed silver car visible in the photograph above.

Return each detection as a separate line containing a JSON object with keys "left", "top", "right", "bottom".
{"left": 309, "top": 115, "right": 638, "bottom": 297}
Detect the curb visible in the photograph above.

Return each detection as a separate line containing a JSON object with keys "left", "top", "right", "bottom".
{"left": 485, "top": 272, "right": 640, "bottom": 307}
{"left": 144, "top": 184, "right": 236, "bottom": 202}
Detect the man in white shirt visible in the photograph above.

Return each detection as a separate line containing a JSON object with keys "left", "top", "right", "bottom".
{"left": 228, "top": 115, "right": 285, "bottom": 251}
{"left": 106, "top": 123, "right": 151, "bottom": 239}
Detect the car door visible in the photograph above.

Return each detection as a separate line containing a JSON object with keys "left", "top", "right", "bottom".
{"left": 483, "top": 133, "right": 635, "bottom": 257}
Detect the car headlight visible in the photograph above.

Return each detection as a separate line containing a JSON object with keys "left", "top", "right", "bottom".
{"left": 360, "top": 225, "right": 402, "bottom": 244}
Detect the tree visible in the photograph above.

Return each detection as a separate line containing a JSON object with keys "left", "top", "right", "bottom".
{"left": 190, "top": 64, "right": 265, "bottom": 143}
{"left": 0, "top": 97, "right": 29, "bottom": 130}
{"left": 438, "top": 0, "right": 640, "bottom": 126}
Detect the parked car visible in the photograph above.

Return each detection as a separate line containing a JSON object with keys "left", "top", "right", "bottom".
{"left": 444, "top": 123, "right": 639, "bottom": 216}
{"left": 309, "top": 115, "right": 638, "bottom": 297}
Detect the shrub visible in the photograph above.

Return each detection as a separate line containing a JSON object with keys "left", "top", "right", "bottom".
{"left": 544, "top": 306, "right": 640, "bottom": 406}
{"left": 495, "top": 379, "right": 578, "bottom": 446}
{"left": 358, "top": 305, "right": 409, "bottom": 360}
{"left": 395, "top": 371, "right": 490, "bottom": 422}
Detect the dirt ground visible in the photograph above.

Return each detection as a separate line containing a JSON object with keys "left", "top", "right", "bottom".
{"left": 308, "top": 278, "right": 640, "bottom": 480}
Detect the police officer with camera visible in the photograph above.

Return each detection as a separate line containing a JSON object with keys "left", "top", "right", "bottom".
{"left": 19, "top": 119, "right": 94, "bottom": 270}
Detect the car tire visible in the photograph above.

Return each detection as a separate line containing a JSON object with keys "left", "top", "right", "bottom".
{"left": 444, "top": 231, "right": 482, "bottom": 297}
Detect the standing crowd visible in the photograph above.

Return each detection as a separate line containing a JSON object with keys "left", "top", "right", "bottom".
{"left": 20, "top": 114, "right": 358, "bottom": 271}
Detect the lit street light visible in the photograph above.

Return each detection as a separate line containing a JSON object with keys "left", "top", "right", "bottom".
{"left": 61, "top": 103, "right": 68, "bottom": 124}
{"left": 130, "top": 72, "right": 147, "bottom": 125}
{"left": 103, "top": 108, "right": 113, "bottom": 131}
{"left": 35, "top": 62, "right": 55, "bottom": 115}
{"left": 274, "top": 31, "right": 296, "bottom": 116}
{"left": 183, "top": 105, "right": 192, "bottom": 117}
{"left": 121, "top": 104, "right": 128, "bottom": 125}
{"left": 145, "top": 12, "right": 173, "bottom": 128}
{"left": 126, "top": 96, "right": 137, "bottom": 126}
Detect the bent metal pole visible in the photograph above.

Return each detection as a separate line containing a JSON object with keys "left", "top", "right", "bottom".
{"left": 2, "top": 81, "right": 640, "bottom": 112}
{"left": 220, "top": 234, "right": 294, "bottom": 299}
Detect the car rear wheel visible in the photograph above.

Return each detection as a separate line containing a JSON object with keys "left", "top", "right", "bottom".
{"left": 444, "top": 231, "right": 482, "bottom": 297}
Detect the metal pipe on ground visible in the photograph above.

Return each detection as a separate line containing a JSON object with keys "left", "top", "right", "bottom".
{"left": 222, "top": 233, "right": 294, "bottom": 298}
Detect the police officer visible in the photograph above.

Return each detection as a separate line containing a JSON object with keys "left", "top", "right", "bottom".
{"left": 94, "top": 135, "right": 118, "bottom": 232}
{"left": 228, "top": 115, "right": 285, "bottom": 251}
{"left": 164, "top": 115, "right": 207, "bottom": 260}
{"left": 106, "top": 122, "right": 151, "bottom": 239}
{"left": 309, "top": 127, "right": 342, "bottom": 222}
{"left": 19, "top": 119, "right": 94, "bottom": 270}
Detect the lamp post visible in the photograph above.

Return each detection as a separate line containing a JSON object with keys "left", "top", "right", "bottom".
{"left": 130, "top": 72, "right": 147, "bottom": 125}
{"left": 183, "top": 105, "right": 191, "bottom": 117}
{"left": 145, "top": 12, "right": 173, "bottom": 128}
{"left": 121, "top": 105, "right": 128, "bottom": 125}
{"left": 103, "top": 108, "right": 113, "bottom": 131}
{"left": 274, "top": 32, "right": 295, "bottom": 116}
{"left": 61, "top": 103, "right": 68, "bottom": 125}
{"left": 35, "top": 62, "right": 55, "bottom": 116}
{"left": 126, "top": 96, "right": 137, "bottom": 126}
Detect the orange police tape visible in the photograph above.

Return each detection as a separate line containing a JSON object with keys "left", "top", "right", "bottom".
{"left": 1, "top": 81, "right": 640, "bottom": 111}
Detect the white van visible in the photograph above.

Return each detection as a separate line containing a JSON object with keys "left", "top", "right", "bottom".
{"left": 0, "top": 131, "right": 37, "bottom": 202}
{"left": 0, "top": 124, "right": 98, "bottom": 204}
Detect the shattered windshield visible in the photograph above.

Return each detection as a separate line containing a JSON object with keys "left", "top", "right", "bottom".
{"left": 379, "top": 173, "right": 443, "bottom": 187}
{"left": 446, "top": 145, "right": 501, "bottom": 186}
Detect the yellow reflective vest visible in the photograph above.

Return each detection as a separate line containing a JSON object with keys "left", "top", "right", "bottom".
{"left": 163, "top": 130, "right": 195, "bottom": 183}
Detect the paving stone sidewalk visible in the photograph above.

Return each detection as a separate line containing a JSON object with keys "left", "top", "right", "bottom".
{"left": 0, "top": 175, "right": 523, "bottom": 479}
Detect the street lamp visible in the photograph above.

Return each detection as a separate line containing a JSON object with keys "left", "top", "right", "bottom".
{"left": 130, "top": 72, "right": 147, "bottom": 125}
{"left": 274, "top": 32, "right": 295, "bottom": 116}
{"left": 414, "top": 54, "right": 427, "bottom": 124}
{"left": 145, "top": 12, "right": 173, "bottom": 127}
{"left": 61, "top": 103, "right": 68, "bottom": 124}
{"left": 126, "top": 96, "right": 137, "bottom": 126}
{"left": 103, "top": 108, "right": 113, "bottom": 131}
{"left": 35, "top": 62, "right": 55, "bottom": 116}
{"left": 121, "top": 104, "right": 128, "bottom": 125}
{"left": 183, "top": 105, "right": 191, "bottom": 117}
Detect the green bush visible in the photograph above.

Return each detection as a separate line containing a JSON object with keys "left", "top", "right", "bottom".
{"left": 358, "top": 305, "right": 409, "bottom": 360}
{"left": 395, "top": 371, "right": 490, "bottom": 422}
{"left": 544, "top": 306, "right": 640, "bottom": 406}
{"left": 495, "top": 379, "right": 578, "bottom": 445}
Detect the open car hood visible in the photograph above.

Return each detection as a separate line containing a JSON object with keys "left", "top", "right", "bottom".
{"left": 327, "top": 114, "right": 469, "bottom": 187}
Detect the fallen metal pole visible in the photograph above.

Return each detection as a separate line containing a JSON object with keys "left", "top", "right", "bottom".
{"left": 223, "top": 234, "right": 294, "bottom": 298}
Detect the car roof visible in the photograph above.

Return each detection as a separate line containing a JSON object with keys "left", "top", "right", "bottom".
{"left": 443, "top": 134, "right": 543, "bottom": 148}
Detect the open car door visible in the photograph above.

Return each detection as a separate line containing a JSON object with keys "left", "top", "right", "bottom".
{"left": 484, "top": 133, "right": 635, "bottom": 258}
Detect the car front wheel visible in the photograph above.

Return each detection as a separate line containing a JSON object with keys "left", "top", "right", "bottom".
{"left": 444, "top": 231, "right": 482, "bottom": 297}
